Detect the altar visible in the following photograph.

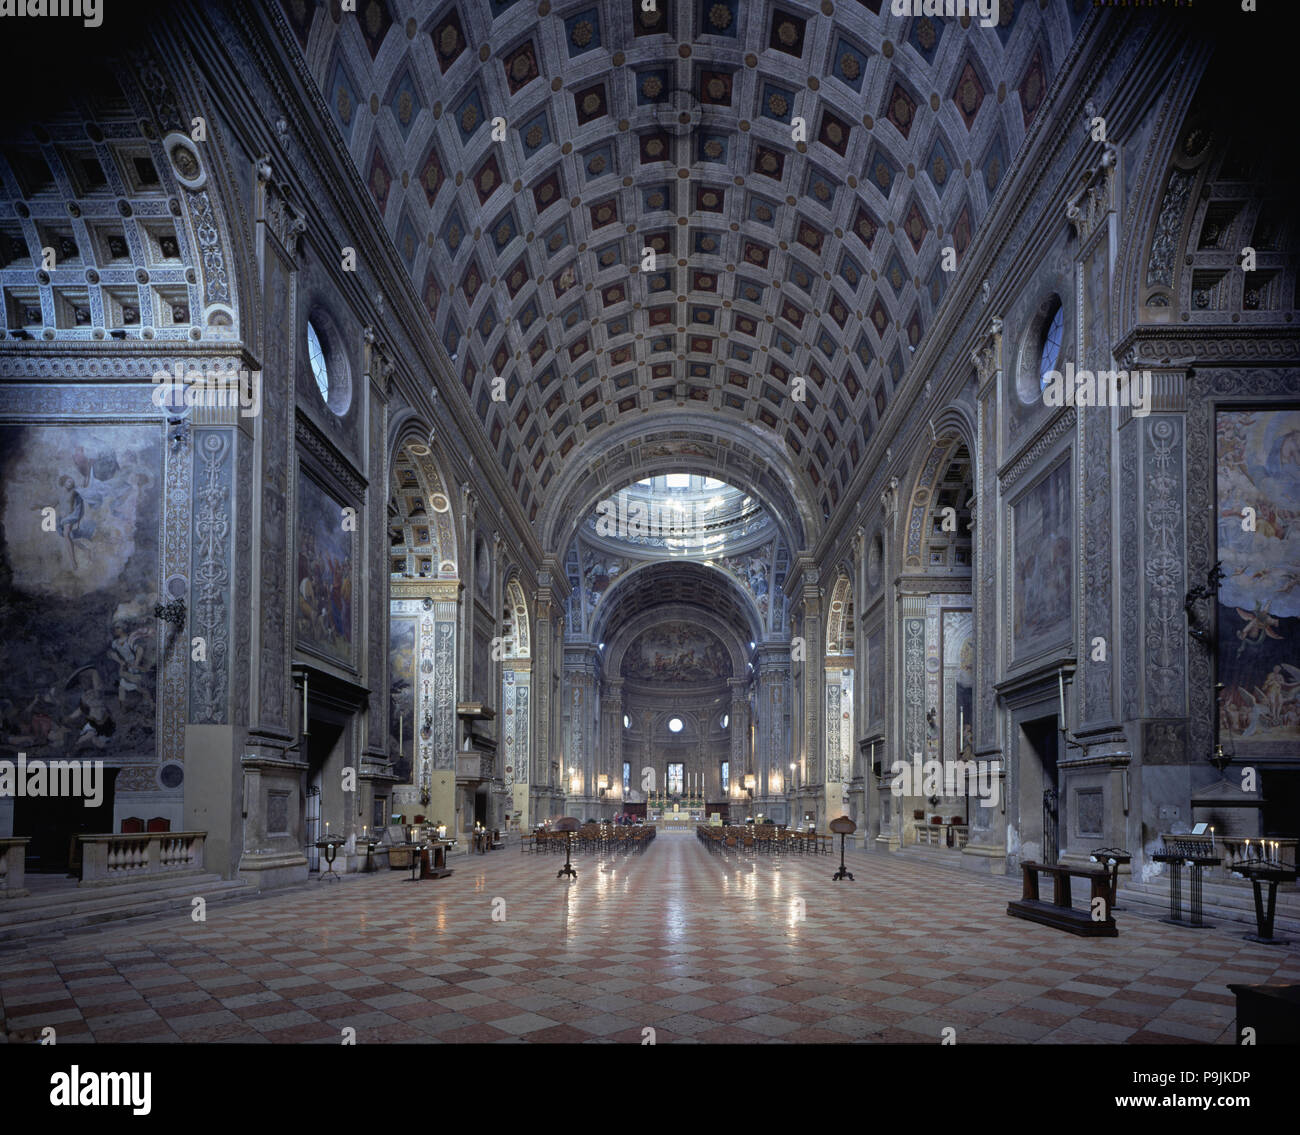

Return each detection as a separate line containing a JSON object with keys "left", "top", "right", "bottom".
{"left": 649, "top": 805, "right": 703, "bottom": 827}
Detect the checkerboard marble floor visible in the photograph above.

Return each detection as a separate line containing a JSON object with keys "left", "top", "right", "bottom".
{"left": 1, "top": 831, "right": 1295, "bottom": 1043}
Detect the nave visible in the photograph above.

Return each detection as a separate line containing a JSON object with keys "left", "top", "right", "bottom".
{"left": 2, "top": 832, "right": 1293, "bottom": 1045}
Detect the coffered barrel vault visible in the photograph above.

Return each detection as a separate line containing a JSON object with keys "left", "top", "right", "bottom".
{"left": 282, "top": 0, "right": 1085, "bottom": 540}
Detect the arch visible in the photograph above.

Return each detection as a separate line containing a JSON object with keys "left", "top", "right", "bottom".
{"left": 502, "top": 573, "right": 531, "bottom": 659}
{"left": 605, "top": 603, "right": 749, "bottom": 687}
{"left": 900, "top": 419, "right": 976, "bottom": 573}
{"left": 539, "top": 416, "right": 815, "bottom": 559}
{"left": 0, "top": 43, "right": 250, "bottom": 349}
{"left": 588, "top": 559, "right": 765, "bottom": 649}
{"left": 388, "top": 419, "right": 458, "bottom": 578}
{"left": 825, "top": 573, "right": 854, "bottom": 657}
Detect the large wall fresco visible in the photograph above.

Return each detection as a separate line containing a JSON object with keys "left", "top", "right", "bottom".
{"left": 389, "top": 616, "right": 415, "bottom": 782}
{"left": 621, "top": 621, "right": 732, "bottom": 682}
{"left": 1012, "top": 458, "right": 1072, "bottom": 660}
{"left": 0, "top": 423, "right": 162, "bottom": 765}
{"left": 295, "top": 471, "right": 353, "bottom": 664}
{"left": 1216, "top": 408, "right": 1300, "bottom": 753}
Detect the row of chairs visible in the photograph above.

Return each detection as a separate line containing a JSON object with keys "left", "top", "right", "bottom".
{"left": 522, "top": 825, "right": 656, "bottom": 855}
{"left": 698, "top": 825, "right": 832, "bottom": 856}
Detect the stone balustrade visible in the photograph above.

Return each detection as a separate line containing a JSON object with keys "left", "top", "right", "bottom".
{"left": 78, "top": 831, "right": 206, "bottom": 886}
{"left": 0, "top": 837, "right": 30, "bottom": 898}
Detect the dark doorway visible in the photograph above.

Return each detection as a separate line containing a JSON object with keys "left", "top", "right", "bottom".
{"left": 1262, "top": 771, "right": 1300, "bottom": 836}
{"left": 304, "top": 718, "right": 343, "bottom": 873}
{"left": 14, "top": 766, "right": 119, "bottom": 873}
{"left": 1022, "top": 715, "right": 1061, "bottom": 863}
{"left": 474, "top": 783, "right": 488, "bottom": 828}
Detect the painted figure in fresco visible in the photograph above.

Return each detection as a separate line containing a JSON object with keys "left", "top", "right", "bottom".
{"left": 55, "top": 474, "right": 86, "bottom": 569}
{"left": 108, "top": 617, "right": 153, "bottom": 711}
{"left": 1235, "top": 602, "right": 1283, "bottom": 654}
{"left": 1257, "top": 664, "right": 1300, "bottom": 728}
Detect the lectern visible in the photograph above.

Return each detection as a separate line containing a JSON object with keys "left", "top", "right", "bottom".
{"left": 554, "top": 816, "right": 580, "bottom": 880}
{"left": 829, "top": 816, "right": 856, "bottom": 882}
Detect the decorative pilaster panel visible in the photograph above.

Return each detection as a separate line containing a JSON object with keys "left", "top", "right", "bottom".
{"left": 364, "top": 382, "right": 388, "bottom": 755}
{"left": 973, "top": 325, "right": 1001, "bottom": 753}
{"left": 502, "top": 666, "right": 531, "bottom": 788}
{"left": 190, "top": 431, "right": 233, "bottom": 723}
{"left": 1141, "top": 416, "right": 1187, "bottom": 719}
{"left": 825, "top": 677, "right": 843, "bottom": 783}
{"left": 801, "top": 572, "right": 822, "bottom": 783}
{"left": 902, "top": 597, "right": 927, "bottom": 762}
{"left": 1077, "top": 248, "right": 1115, "bottom": 731}
{"left": 251, "top": 207, "right": 295, "bottom": 734}
{"left": 1119, "top": 420, "right": 1140, "bottom": 722}
{"left": 728, "top": 677, "right": 747, "bottom": 775}
{"left": 432, "top": 593, "right": 457, "bottom": 773}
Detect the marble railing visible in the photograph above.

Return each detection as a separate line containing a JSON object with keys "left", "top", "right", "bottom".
{"left": 78, "top": 831, "right": 206, "bottom": 886}
{"left": 0, "top": 837, "right": 30, "bottom": 897}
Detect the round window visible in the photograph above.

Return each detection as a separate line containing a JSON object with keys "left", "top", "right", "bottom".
{"left": 1038, "top": 300, "right": 1064, "bottom": 391}
{"left": 306, "top": 319, "right": 329, "bottom": 402}
{"left": 667, "top": 717, "right": 683, "bottom": 733}
{"left": 305, "top": 311, "right": 353, "bottom": 416}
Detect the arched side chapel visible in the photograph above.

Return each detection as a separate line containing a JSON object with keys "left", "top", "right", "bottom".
{"left": 0, "top": 5, "right": 1294, "bottom": 908}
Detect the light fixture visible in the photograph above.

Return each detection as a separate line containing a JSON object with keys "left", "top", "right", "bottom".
{"left": 597, "top": 774, "right": 609, "bottom": 797}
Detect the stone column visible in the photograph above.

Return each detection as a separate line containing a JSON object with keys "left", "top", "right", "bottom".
{"left": 728, "top": 676, "right": 749, "bottom": 813}
{"left": 962, "top": 319, "right": 1008, "bottom": 873}
{"left": 533, "top": 565, "right": 557, "bottom": 820}
{"left": 754, "top": 644, "right": 790, "bottom": 823}
{"left": 796, "top": 565, "right": 823, "bottom": 827}
{"left": 874, "top": 475, "right": 902, "bottom": 851}
{"left": 602, "top": 677, "right": 624, "bottom": 817}
{"left": 565, "top": 645, "right": 598, "bottom": 816}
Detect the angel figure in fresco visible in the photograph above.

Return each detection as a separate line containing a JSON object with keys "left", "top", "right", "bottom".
{"left": 1235, "top": 602, "right": 1283, "bottom": 655}
{"left": 1220, "top": 686, "right": 1260, "bottom": 738}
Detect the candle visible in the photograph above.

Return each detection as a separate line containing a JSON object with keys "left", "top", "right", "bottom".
{"left": 1210, "top": 826, "right": 1214, "bottom": 852}
{"left": 958, "top": 707, "right": 964, "bottom": 756}
{"left": 398, "top": 714, "right": 403, "bottom": 757}
{"left": 302, "top": 672, "right": 309, "bottom": 734}
{"left": 1058, "top": 671, "right": 1066, "bottom": 729}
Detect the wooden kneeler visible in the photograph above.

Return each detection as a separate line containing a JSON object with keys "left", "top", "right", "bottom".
{"left": 1007, "top": 861, "right": 1118, "bottom": 937}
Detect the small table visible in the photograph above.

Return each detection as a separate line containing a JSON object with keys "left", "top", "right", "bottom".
{"left": 1235, "top": 862, "right": 1297, "bottom": 944}
{"left": 315, "top": 838, "right": 346, "bottom": 882}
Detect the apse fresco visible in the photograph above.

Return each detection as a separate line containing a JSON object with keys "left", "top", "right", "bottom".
{"left": 0, "top": 423, "right": 161, "bottom": 764}
{"left": 389, "top": 617, "right": 415, "bottom": 782}
{"left": 295, "top": 472, "right": 353, "bottom": 662}
{"left": 621, "top": 622, "right": 732, "bottom": 681}
{"left": 1012, "top": 459, "right": 1072, "bottom": 658}
{"left": 1216, "top": 409, "right": 1300, "bottom": 753}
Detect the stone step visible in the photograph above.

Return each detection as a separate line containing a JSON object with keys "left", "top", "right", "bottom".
{"left": 1118, "top": 879, "right": 1300, "bottom": 936}
{"left": 0, "top": 870, "right": 214, "bottom": 912}
{"left": 0, "top": 876, "right": 253, "bottom": 944}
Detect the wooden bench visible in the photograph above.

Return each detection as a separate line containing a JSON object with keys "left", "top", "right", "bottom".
{"left": 1007, "top": 860, "right": 1117, "bottom": 937}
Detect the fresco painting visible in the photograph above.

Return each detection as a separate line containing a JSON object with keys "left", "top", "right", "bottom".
{"left": 296, "top": 472, "right": 353, "bottom": 662}
{"left": 1012, "top": 459, "right": 1072, "bottom": 658}
{"left": 1216, "top": 409, "right": 1300, "bottom": 750}
{"left": 621, "top": 621, "right": 732, "bottom": 681}
{"left": 389, "top": 617, "right": 415, "bottom": 782}
{"left": 0, "top": 423, "right": 162, "bottom": 764}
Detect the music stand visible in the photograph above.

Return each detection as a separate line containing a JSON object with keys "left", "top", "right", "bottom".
{"left": 829, "top": 816, "right": 856, "bottom": 881}
{"left": 554, "top": 816, "right": 580, "bottom": 880}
